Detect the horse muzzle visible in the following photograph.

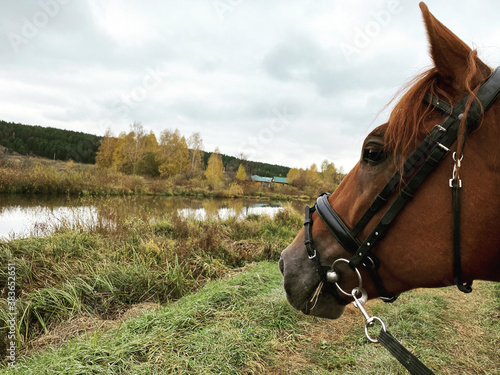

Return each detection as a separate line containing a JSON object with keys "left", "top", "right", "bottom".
{"left": 279, "top": 247, "right": 346, "bottom": 319}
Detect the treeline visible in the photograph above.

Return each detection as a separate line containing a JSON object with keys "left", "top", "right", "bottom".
{"left": 0, "top": 121, "right": 101, "bottom": 163}
{"left": 96, "top": 122, "right": 205, "bottom": 178}
{"left": 286, "top": 160, "right": 344, "bottom": 197}
{"left": 0, "top": 121, "right": 289, "bottom": 177}
{"left": 0, "top": 121, "right": 345, "bottom": 197}
{"left": 209, "top": 154, "right": 289, "bottom": 179}
{"left": 95, "top": 122, "right": 291, "bottom": 183}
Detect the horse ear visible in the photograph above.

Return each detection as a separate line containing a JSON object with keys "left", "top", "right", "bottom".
{"left": 419, "top": 2, "right": 489, "bottom": 90}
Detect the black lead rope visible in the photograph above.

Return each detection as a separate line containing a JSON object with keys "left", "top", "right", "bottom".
{"left": 452, "top": 180, "right": 473, "bottom": 292}
{"left": 378, "top": 330, "right": 435, "bottom": 375}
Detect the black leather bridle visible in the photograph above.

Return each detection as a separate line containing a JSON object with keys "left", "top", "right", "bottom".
{"left": 304, "top": 67, "right": 500, "bottom": 303}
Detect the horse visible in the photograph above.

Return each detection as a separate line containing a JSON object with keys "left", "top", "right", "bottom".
{"left": 279, "top": 2, "right": 500, "bottom": 321}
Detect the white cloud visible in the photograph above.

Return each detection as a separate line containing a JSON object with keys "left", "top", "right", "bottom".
{"left": 1, "top": 0, "right": 500, "bottom": 171}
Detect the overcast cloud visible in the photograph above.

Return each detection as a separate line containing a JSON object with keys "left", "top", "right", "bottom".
{"left": 1, "top": 0, "right": 500, "bottom": 171}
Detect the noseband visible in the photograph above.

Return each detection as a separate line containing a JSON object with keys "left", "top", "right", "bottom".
{"left": 304, "top": 67, "right": 500, "bottom": 303}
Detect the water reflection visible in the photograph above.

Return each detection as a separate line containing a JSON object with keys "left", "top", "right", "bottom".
{"left": 0, "top": 195, "right": 306, "bottom": 240}
{"left": 178, "top": 201, "right": 283, "bottom": 220}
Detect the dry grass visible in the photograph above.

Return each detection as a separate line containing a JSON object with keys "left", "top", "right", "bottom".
{"left": 24, "top": 302, "right": 159, "bottom": 355}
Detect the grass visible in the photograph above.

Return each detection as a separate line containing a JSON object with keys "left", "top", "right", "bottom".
{"left": 1, "top": 262, "right": 498, "bottom": 374}
{"left": 0, "top": 156, "right": 308, "bottom": 200}
{"left": 0, "top": 205, "right": 303, "bottom": 362}
{"left": 0, "top": 196, "right": 498, "bottom": 373}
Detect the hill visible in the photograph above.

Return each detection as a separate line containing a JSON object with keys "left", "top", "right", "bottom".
{"left": 0, "top": 121, "right": 101, "bottom": 164}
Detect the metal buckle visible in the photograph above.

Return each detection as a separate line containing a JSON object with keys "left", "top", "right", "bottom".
{"left": 307, "top": 249, "right": 317, "bottom": 260}
{"left": 433, "top": 124, "right": 446, "bottom": 132}
{"left": 436, "top": 142, "right": 450, "bottom": 152}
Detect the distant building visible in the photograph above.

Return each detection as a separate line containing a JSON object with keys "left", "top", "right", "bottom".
{"left": 272, "top": 177, "right": 288, "bottom": 186}
{"left": 250, "top": 175, "right": 288, "bottom": 188}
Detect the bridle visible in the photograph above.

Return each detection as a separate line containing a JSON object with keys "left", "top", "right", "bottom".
{"left": 304, "top": 66, "right": 500, "bottom": 305}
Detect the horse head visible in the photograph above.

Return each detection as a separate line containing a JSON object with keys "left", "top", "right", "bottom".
{"left": 279, "top": 2, "right": 500, "bottom": 319}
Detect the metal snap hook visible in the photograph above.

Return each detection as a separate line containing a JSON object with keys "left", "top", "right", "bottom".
{"left": 351, "top": 287, "right": 387, "bottom": 343}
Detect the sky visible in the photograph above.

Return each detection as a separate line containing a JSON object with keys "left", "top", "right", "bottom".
{"left": 1, "top": 1, "right": 500, "bottom": 172}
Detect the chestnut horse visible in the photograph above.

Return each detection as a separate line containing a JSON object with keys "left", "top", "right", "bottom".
{"left": 279, "top": 2, "right": 500, "bottom": 320}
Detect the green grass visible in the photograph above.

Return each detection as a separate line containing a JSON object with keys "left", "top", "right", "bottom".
{"left": 2, "top": 262, "right": 291, "bottom": 374}
{"left": 2, "top": 262, "right": 498, "bottom": 374}
{"left": 0, "top": 207, "right": 303, "bottom": 361}
{"left": 0, "top": 203, "right": 498, "bottom": 374}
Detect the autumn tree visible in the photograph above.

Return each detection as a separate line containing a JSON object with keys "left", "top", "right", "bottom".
{"left": 110, "top": 123, "right": 139, "bottom": 173}
{"left": 111, "top": 122, "right": 158, "bottom": 174}
{"left": 306, "top": 164, "right": 321, "bottom": 184}
{"left": 321, "top": 160, "right": 338, "bottom": 183}
{"left": 235, "top": 164, "right": 246, "bottom": 182}
{"left": 286, "top": 168, "right": 301, "bottom": 185}
{"left": 187, "top": 132, "right": 204, "bottom": 175}
{"left": 205, "top": 147, "right": 224, "bottom": 187}
{"left": 95, "top": 129, "right": 117, "bottom": 168}
{"left": 112, "top": 131, "right": 136, "bottom": 173}
{"left": 157, "top": 129, "right": 190, "bottom": 178}
{"left": 136, "top": 131, "right": 160, "bottom": 176}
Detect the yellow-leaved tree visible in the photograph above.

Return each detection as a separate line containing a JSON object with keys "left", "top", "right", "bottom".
{"left": 158, "top": 129, "right": 190, "bottom": 178}
{"left": 95, "top": 129, "right": 117, "bottom": 168}
{"left": 111, "top": 122, "right": 150, "bottom": 174}
{"left": 187, "top": 132, "right": 204, "bottom": 175}
{"left": 112, "top": 131, "right": 136, "bottom": 174}
{"left": 205, "top": 147, "right": 224, "bottom": 187}
{"left": 286, "top": 168, "right": 301, "bottom": 185}
{"left": 136, "top": 131, "right": 160, "bottom": 176}
{"left": 235, "top": 164, "right": 246, "bottom": 182}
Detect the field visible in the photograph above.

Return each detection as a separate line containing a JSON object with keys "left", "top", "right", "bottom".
{"left": 1, "top": 206, "right": 499, "bottom": 374}
{"left": 0, "top": 154, "right": 308, "bottom": 200}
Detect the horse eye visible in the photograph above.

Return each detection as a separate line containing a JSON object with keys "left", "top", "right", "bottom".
{"left": 363, "top": 146, "right": 387, "bottom": 165}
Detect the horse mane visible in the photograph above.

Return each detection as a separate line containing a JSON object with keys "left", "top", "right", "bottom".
{"left": 385, "top": 50, "right": 489, "bottom": 168}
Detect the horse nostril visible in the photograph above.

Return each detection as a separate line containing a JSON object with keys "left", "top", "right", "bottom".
{"left": 279, "top": 257, "right": 285, "bottom": 275}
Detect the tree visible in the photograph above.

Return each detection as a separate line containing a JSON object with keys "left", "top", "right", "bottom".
{"left": 95, "top": 129, "right": 117, "bottom": 168}
{"left": 129, "top": 121, "right": 147, "bottom": 174}
{"left": 205, "top": 147, "right": 224, "bottom": 187}
{"left": 111, "top": 122, "right": 150, "bottom": 174}
{"left": 305, "top": 163, "right": 321, "bottom": 185}
{"left": 286, "top": 168, "right": 301, "bottom": 184}
{"left": 187, "top": 132, "right": 204, "bottom": 174}
{"left": 320, "top": 159, "right": 338, "bottom": 183}
{"left": 136, "top": 131, "right": 160, "bottom": 176}
{"left": 112, "top": 131, "right": 135, "bottom": 173}
{"left": 158, "top": 129, "right": 190, "bottom": 178}
{"left": 235, "top": 164, "right": 246, "bottom": 182}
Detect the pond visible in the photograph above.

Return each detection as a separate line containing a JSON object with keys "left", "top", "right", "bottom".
{"left": 0, "top": 195, "right": 307, "bottom": 240}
